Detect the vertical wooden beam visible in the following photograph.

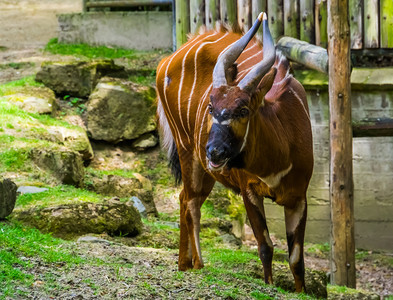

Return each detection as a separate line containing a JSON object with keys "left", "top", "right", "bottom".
{"left": 176, "top": 0, "right": 190, "bottom": 48}
{"left": 349, "top": 0, "right": 362, "bottom": 49}
{"left": 315, "top": 0, "right": 328, "bottom": 48}
{"left": 205, "top": 0, "right": 220, "bottom": 30}
{"left": 220, "top": 0, "right": 237, "bottom": 27}
{"left": 252, "top": 0, "right": 267, "bottom": 41}
{"left": 300, "top": 0, "right": 314, "bottom": 43}
{"left": 83, "top": 0, "right": 88, "bottom": 12}
{"left": 363, "top": 0, "right": 379, "bottom": 48}
{"left": 267, "top": 0, "right": 284, "bottom": 41}
{"left": 380, "top": 0, "right": 393, "bottom": 48}
{"left": 284, "top": 0, "right": 299, "bottom": 38}
{"left": 328, "top": 0, "right": 356, "bottom": 289}
{"left": 190, "top": 0, "right": 205, "bottom": 34}
{"left": 237, "top": 0, "right": 252, "bottom": 31}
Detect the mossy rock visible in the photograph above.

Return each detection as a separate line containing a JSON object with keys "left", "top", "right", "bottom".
{"left": 86, "top": 77, "right": 156, "bottom": 143}
{"left": 13, "top": 198, "right": 142, "bottom": 238}
{"left": 0, "top": 178, "right": 17, "bottom": 219}
{"left": 30, "top": 148, "right": 85, "bottom": 187}
{"left": 3, "top": 86, "right": 56, "bottom": 114}
{"left": 35, "top": 59, "right": 127, "bottom": 98}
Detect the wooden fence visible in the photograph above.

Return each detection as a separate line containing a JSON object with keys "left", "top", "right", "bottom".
{"left": 175, "top": 0, "right": 393, "bottom": 49}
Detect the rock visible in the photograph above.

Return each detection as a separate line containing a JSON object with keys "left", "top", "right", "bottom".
{"left": 132, "top": 133, "right": 158, "bottom": 150}
{"left": 46, "top": 126, "right": 94, "bottom": 160}
{"left": 3, "top": 86, "right": 56, "bottom": 114}
{"left": 86, "top": 77, "right": 156, "bottom": 143}
{"left": 220, "top": 233, "right": 242, "bottom": 248}
{"left": 77, "top": 235, "right": 112, "bottom": 245}
{"left": 17, "top": 186, "right": 49, "bottom": 194}
{"left": 88, "top": 174, "right": 158, "bottom": 216}
{"left": 30, "top": 148, "right": 85, "bottom": 187}
{"left": 129, "top": 196, "right": 147, "bottom": 217}
{"left": 35, "top": 60, "right": 127, "bottom": 98}
{"left": 327, "top": 285, "right": 380, "bottom": 300}
{"left": 13, "top": 200, "right": 142, "bottom": 238}
{"left": 0, "top": 178, "right": 17, "bottom": 219}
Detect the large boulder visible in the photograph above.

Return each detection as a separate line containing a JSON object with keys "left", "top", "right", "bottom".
{"left": 30, "top": 148, "right": 85, "bottom": 187}
{"left": 0, "top": 178, "right": 17, "bottom": 219}
{"left": 35, "top": 60, "right": 127, "bottom": 98}
{"left": 3, "top": 86, "right": 56, "bottom": 114}
{"left": 87, "top": 173, "right": 158, "bottom": 216}
{"left": 86, "top": 77, "right": 156, "bottom": 143}
{"left": 13, "top": 198, "right": 142, "bottom": 238}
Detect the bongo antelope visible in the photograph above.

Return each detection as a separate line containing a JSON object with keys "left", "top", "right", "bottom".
{"left": 156, "top": 13, "right": 313, "bottom": 292}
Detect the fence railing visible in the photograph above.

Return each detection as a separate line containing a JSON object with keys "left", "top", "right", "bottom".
{"left": 175, "top": 0, "right": 393, "bottom": 49}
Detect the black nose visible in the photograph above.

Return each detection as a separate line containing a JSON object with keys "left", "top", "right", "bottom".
{"left": 206, "top": 144, "right": 227, "bottom": 163}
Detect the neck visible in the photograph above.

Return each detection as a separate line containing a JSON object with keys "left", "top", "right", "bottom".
{"left": 243, "top": 107, "right": 291, "bottom": 177}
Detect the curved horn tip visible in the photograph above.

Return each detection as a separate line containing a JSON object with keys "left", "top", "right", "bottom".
{"left": 257, "top": 12, "right": 264, "bottom": 21}
{"left": 262, "top": 12, "right": 268, "bottom": 21}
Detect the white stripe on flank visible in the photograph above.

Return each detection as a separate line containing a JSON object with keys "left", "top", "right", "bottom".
{"left": 197, "top": 106, "right": 210, "bottom": 162}
{"left": 161, "top": 34, "right": 208, "bottom": 151}
{"left": 258, "top": 163, "right": 293, "bottom": 188}
{"left": 186, "top": 32, "right": 230, "bottom": 131}
{"left": 178, "top": 32, "right": 220, "bottom": 144}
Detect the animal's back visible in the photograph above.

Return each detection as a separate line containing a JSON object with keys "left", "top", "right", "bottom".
{"left": 156, "top": 28, "right": 264, "bottom": 151}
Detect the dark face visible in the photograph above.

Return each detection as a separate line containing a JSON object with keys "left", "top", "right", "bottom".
{"left": 206, "top": 86, "right": 252, "bottom": 171}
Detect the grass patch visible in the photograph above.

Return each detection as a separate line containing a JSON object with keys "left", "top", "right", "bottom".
{"left": 16, "top": 185, "right": 104, "bottom": 208}
{"left": 45, "top": 38, "right": 139, "bottom": 59}
{"left": 0, "top": 62, "right": 35, "bottom": 70}
{"left": 0, "top": 76, "right": 43, "bottom": 96}
{"left": 0, "top": 221, "right": 84, "bottom": 298}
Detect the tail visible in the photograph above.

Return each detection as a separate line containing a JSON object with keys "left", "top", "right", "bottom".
{"left": 157, "top": 99, "right": 182, "bottom": 185}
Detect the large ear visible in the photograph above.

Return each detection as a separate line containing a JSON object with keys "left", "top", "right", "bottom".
{"left": 257, "top": 67, "right": 277, "bottom": 97}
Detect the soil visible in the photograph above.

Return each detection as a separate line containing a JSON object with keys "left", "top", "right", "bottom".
{"left": 1, "top": 1, "right": 392, "bottom": 299}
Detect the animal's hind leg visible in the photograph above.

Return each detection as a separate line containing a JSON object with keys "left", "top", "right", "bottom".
{"left": 242, "top": 188, "right": 274, "bottom": 284}
{"left": 284, "top": 196, "right": 307, "bottom": 292}
{"left": 178, "top": 153, "right": 215, "bottom": 271}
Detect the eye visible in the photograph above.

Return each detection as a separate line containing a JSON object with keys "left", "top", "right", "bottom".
{"left": 240, "top": 107, "right": 249, "bottom": 118}
{"left": 207, "top": 103, "right": 213, "bottom": 114}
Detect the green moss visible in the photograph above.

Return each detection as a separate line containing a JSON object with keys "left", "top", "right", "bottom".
{"left": 16, "top": 185, "right": 104, "bottom": 208}
{"left": 45, "top": 38, "right": 138, "bottom": 59}
{"left": 293, "top": 69, "right": 329, "bottom": 89}
{"left": 0, "top": 76, "right": 43, "bottom": 96}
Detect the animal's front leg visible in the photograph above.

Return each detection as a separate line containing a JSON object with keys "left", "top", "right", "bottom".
{"left": 242, "top": 189, "right": 274, "bottom": 284}
{"left": 178, "top": 155, "right": 215, "bottom": 271}
{"left": 284, "top": 197, "right": 307, "bottom": 293}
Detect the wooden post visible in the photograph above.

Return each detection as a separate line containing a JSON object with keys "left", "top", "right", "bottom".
{"left": 83, "top": 0, "right": 88, "bottom": 12}
{"left": 220, "top": 0, "right": 237, "bottom": 27}
{"left": 283, "top": 0, "right": 299, "bottom": 38}
{"left": 380, "top": 0, "right": 393, "bottom": 48}
{"left": 237, "top": 0, "right": 251, "bottom": 31}
{"left": 176, "top": 0, "right": 190, "bottom": 48}
{"left": 363, "top": 0, "right": 379, "bottom": 48}
{"left": 277, "top": 37, "right": 328, "bottom": 74}
{"left": 315, "top": 0, "right": 328, "bottom": 48}
{"left": 252, "top": 0, "right": 267, "bottom": 41}
{"left": 349, "top": 0, "right": 362, "bottom": 49}
{"left": 328, "top": 0, "right": 356, "bottom": 288}
{"left": 267, "top": 0, "right": 284, "bottom": 41}
{"left": 205, "top": 0, "right": 220, "bottom": 30}
{"left": 300, "top": 0, "right": 315, "bottom": 44}
{"left": 190, "top": 0, "right": 205, "bottom": 34}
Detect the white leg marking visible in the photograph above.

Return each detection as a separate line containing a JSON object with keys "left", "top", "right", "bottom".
{"left": 289, "top": 243, "right": 301, "bottom": 266}
{"left": 285, "top": 200, "right": 306, "bottom": 233}
{"left": 258, "top": 163, "right": 293, "bottom": 189}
